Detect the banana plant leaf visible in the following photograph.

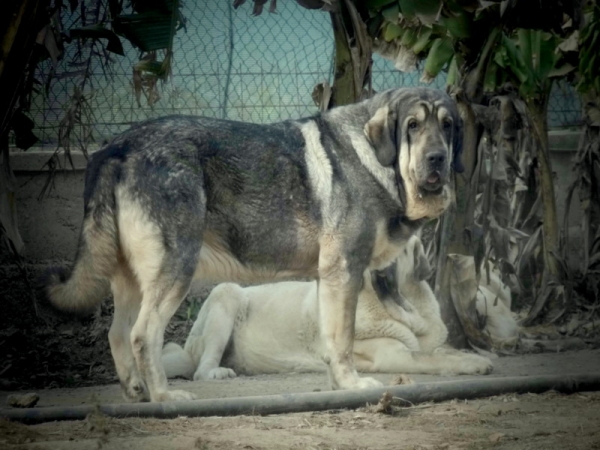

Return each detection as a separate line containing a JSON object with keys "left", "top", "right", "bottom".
{"left": 381, "top": 3, "right": 399, "bottom": 24}
{"left": 440, "top": 10, "right": 472, "bottom": 39}
{"left": 499, "top": 34, "right": 528, "bottom": 82}
{"left": 69, "top": 24, "right": 124, "bottom": 55}
{"left": 400, "top": 0, "right": 442, "bottom": 25}
{"left": 113, "top": 12, "right": 175, "bottom": 52}
{"left": 383, "top": 22, "right": 404, "bottom": 41}
{"left": 517, "top": 29, "right": 557, "bottom": 85}
{"left": 422, "top": 37, "right": 453, "bottom": 81}
{"left": 412, "top": 27, "right": 433, "bottom": 54}
{"left": 366, "top": 0, "right": 396, "bottom": 11}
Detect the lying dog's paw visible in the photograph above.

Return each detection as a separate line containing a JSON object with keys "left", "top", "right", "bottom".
{"left": 337, "top": 375, "right": 383, "bottom": 390}
{"left": 155, "top": 389, "right": 197, "bottom": 402}
{"left": 193, "top": 367, "right": 237, "bottom": 381}
{"left": 460, "top": 354, "right": 494, "bottom": 375}
{"left": 354, "top": 376, "right": 384, "bottom": 389}
{"left": 162, "top": 342, "right": 184, "bottom": 355}
{"left": 407, "top": 313, "right": 429, "bottom": 336}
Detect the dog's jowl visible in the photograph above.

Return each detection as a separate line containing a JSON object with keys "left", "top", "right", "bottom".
{"left": 45, "top": 87, "right": 463, "bottom": 402}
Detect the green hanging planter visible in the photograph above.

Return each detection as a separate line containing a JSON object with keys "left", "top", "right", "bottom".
{"left": 113, "top": 11, "right": 174, "bottom": 51}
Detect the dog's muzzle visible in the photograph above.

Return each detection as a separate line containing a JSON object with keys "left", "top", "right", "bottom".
{"left": 419, "top": 151, "right": 448, "bottom": 193}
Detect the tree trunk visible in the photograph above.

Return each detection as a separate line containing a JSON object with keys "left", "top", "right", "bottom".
{"left": 329, "top": 0, "right": 371, "bottom": 107}
{"left": 434, "top": 101, "right": 480, "bottom": 348}
{"left": 0, "top": 0, "right": 47, "bottom": 255}
{"left": 433, "top": 29, "right": 500, "bottom": 348}
{"left": 0, "top": 0, "right": 45, "bottom": 134}
{"left": 530, "top": 95, "right": 560, "bottom": 275}
{"left": 523, "top": 87, "right": 564, "bottom": 322}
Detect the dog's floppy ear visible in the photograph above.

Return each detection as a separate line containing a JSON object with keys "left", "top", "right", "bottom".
{"left": 364, "top": 106, "right": 397, "bottom": 167}
{"left": 412, "top": 239, "right": 432, "bottom": 282}
{"left": 452, "top": 115, "right": 465, "bottom": 173}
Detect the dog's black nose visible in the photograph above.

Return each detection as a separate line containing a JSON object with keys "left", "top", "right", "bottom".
{"left": 427, "top": 152, "right": 446, "bottom": 166}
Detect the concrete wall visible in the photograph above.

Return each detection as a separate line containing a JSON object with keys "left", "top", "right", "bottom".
{"left": 4, "top": 153, "right": 88, "bottom": 264}
{"left": 2, "top": 130, "right": 583, "bottom": 264}
{"left": 548, "top": 130, "right": 582, "bottom": 232}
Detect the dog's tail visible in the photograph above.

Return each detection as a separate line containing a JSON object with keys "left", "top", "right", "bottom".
{"left": 43, "top": 159, "right": 119, "bottom": 314}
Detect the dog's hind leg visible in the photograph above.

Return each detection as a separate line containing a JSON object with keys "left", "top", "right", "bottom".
{"left": 186, "top": 283, "right": 241, "bottom": 381}
{"left": 353, "top": 338, "right": 412, "bottom": 372}
{"left": 354, "top": 316, "right": 421, "bottom": 352}
{"left": 109, "top": 264, "right": 148, "bottom": 402}
{"left": 353, "top": 338, "right": 493, "bottom": 375}
{"left": 117, "top": 184, "right": 203, "bottom": 402}
{"left": 131, "top": 276, "right": 196, "bottom": 402}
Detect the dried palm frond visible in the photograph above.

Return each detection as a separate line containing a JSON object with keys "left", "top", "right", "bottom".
{"left": 39, "top": 86, "right": 95, "bottom": 199}
{"left": 561, "top": 97, "right": 600, "bottom": 311}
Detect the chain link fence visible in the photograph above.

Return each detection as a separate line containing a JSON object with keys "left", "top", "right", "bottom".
{"left": 26, "top": 1, "right": 581, "bottom": 149}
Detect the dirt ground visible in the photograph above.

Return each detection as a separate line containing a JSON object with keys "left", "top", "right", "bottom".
{"left": 2, "top": 349, "right": 600, "bottom": 449}
{"left": 2, "top": 389, "right": 600, "bottom": 449}
{"left": 2, "top": 264, "right": 600, "bottom": 449}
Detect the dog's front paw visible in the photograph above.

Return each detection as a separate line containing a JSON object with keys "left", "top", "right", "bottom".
{"left": 154, "top": 389, "right": 197, "bottom": 402}
{"left": 121, "top": 376, "right": 150, "bottom": 403}
{"left": 353, "top": 376, "right": 384, "bottom": 389}
{"left": 337, "top": 375, "right": 383, "bottom": 390}
{"left": 461, "top": 354, "right": 494, "bottom": 375}
{"left": 193, "top": 367, "right": 237, "bottom": 381}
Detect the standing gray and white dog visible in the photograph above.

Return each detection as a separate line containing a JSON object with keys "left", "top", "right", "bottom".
{"left": 45, "top": 87, "right": 464, "bottom": 402}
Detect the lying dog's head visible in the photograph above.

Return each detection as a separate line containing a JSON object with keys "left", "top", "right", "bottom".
{"left": 397, "top": 235, "right": 432, "bottom": 283}
{"left": 364, "top": 88, "right": 464, "bottom": 220}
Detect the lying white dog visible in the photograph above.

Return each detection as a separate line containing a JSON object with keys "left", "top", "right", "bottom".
{"left": 163, "top": 236, "right": 493, "bottom": 381}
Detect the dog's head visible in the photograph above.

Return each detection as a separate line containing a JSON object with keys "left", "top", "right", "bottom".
{"left": 398, "top": 235, "right": 432, "bottom": 283}
{"left": 364, "top": 88, "right": 464, "bottom": 219}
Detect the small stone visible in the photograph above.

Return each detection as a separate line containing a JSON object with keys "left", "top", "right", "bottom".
{"left": 390, "top": 374, "right": 415, "bottom": 386}
{"left": 488, "top": 432, "right": 505, "bottom": 443}
{"left": 7, "top": 393, "right": 40, "bottom": 408}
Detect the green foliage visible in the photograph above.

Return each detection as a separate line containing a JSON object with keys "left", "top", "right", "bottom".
{"left": 440, "top": 9, "right": 472, "bottom": 39}
{"left": 398, "top": 0, "right": 442, "bottom": 24}
{"left": 381, "top": 3, "right": 400, "bottom": 23}
{"left": 366, "top": 0, "right": 473, "bottom": 79}
{"left": 578, "top": 4, "right": 600, "bottom": 96}
{"left": 493, "top": 31, "right": 559, "bottom": 100}
{"left": 366, "top": 0, "right": 396, "bottom": 10}
{"left": 366, "top": 0, "right": 581, "bottom": 98}
{"left": 422, "top": 37, "right": 453, "bottom": 82}
{"left": 383, "top": 22, "right": 404, "bottom": 41}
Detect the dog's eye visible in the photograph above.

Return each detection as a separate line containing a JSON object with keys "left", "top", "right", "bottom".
{"left": 408, "top": 120, "right": 418, "bottom": 131}
{"left": 442, "top": 119, "right": 452, "bottom": 130}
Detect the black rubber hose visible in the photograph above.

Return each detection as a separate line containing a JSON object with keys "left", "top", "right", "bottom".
{"left": 3, "top": 373, "right": 600, "bottom": 424}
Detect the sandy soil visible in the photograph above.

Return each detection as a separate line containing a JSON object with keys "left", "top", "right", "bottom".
{"left": 2, "top": 264, "right": 600, "bottom": 449}
{"left": 2, "top": 390, "right": 600, "bottom": 450}
{"left": 2, "top": 349, "right": 600, "bottom": 449}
